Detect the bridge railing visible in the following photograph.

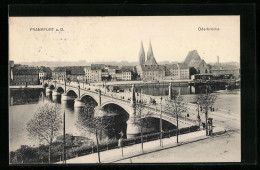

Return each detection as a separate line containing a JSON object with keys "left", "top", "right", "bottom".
{"left": 53, "top": 80, "right": 198, "bottom": 124}
{"left": 142, "top": 104, "right": 197, "bottom": 125}
{"left": 55, "top": 81, "right": 132, "bottom": 104}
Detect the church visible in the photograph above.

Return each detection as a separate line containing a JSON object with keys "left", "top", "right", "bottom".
{"left": 184, "top": 50, "right": 210, "bottom": 74}
{"left": 136, "top": 42, "right": 165, "bottom": 81}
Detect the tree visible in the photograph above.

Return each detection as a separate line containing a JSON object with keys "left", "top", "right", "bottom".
{"left": 76, "top": 104, "right": 114, "bottom": 163}
{"left": 133, "top": 101, "right": 153, "bottom": 153}
{"left": 196, "top": 85, "right": 217, "bottom": 136}
{"left": 13, "top": 145, "right": 38, "bottom": 163}
{"left": 165, "top": 93, "right": 187, "bottom": 143}
{"left": 26, "top": 103, "right": 62, "bottom": 163}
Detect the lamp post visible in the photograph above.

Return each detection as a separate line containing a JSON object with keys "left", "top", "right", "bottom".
{"left": 205, "top": 83, "right": 209, "bottom": 136}
{"left": 160, "top": 96, "right": 163, "bottom": 147}
{"left": 197, "top": 102, "right": 201, "bottom": 128}
{"left": 63, "top": 110, "right": 66, "bottom": 164}
{"left": 104, "top": 81, "right": 107, "bottom": 94}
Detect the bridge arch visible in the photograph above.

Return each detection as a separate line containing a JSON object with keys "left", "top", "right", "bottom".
{"left": 66, "top": 89, "right": 78, "bottom": 98}
{"left": 56, "top": 86, "right": 64, "bottom": 93}
{"left": 146, "top": 113, "right": 190, "bottom": 128}
{"left": 79, "top": 94, "right": 99, "bottom": 106}
{"left": 100, "top": 101, "right": 133, "bottom": 117}
{"left": 49, "top": 84, "right": 55, "bottom": 89}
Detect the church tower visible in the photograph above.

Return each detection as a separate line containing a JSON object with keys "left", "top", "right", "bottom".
{"left": 145, "top": 41, "right": 158, "bottom": 65}
{"left": 139, "top": 41, "right": 146, "bottom": 65}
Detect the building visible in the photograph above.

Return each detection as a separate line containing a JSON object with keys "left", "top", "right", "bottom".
{"left": 114, "top": 70, "right": 123, "bottom": 80}
{"left": 209, "top": 56, "right": 240, "bottom": 78}
{"left": 120, "top": 66, "right": 134, "bottom": 81}
{"left": 139, "top": 65, "right": 165, "bottom": 81}
{"left": 136, "top": 41, "right": 165, "bottom": 81}
{"left": 52, "top": 67, "right": 69, "bottom": 80}
{"left": 84, "top": 66, "right": 92, "bottom": 82}
{"left": 66, "top": 66, "right": 85, "bottom": 82}
{"left": 165, "top": 64, "right": 179, "bottom": 80}
{"left": 164, "top": 63, "right": 190, "bottom": 80}
{"left": 178, "top": 63, "right": 190, "bottom": 79}
{"left": 184, "top": 50, "right": 210, "bottom": 74}
{"left": 39, "top": 66, "right": 52, "bottom": 80}
{"left": 104, "top": 65, "right": 119, "bottom": 80}
{"left": 11, "top": 67, "right": 39, "bottom": 85}
{"left": 210, "top": 68, "right": 240, "bottom": 78}
{"left": 84, "top": 64, "right": 105, "bottom": 82}
{"left": 101, "top": 69, "right": 111, "bottom": 81}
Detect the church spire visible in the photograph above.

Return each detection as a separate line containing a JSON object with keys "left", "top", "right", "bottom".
{"left": 139, "top": 41, "right": 145, "bottom": 65}
{"left": 145, "top": 41, "right": 158, "bottom": 65}
{"left": 147, "top": 41, "right": 154, "bottom": 60}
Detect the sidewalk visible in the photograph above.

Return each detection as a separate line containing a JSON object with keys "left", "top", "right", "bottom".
{"left": 55, "top": 126, "right": 225, "bottom": 164}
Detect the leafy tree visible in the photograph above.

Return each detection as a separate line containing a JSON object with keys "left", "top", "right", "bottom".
{"left": 13, "top": 145, "right": 38, "bottom": 163}
{"left": 26, "top": 103, "right": 62, "bottom": 163}
{"left": 165, "top": 93, "right": 187, "bottom": 143}
{"left": 76, "top": 104, "right": 114, "bottom": 163}
{"left": 196, "top": 87, "right": 217, "bottom": 136}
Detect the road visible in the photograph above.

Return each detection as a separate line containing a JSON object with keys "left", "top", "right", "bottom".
{"left": 115, "top": 90, "right": 241, "bottom": 163}
{"left": 115, "top": 130, "right": 240, "bottom": 163}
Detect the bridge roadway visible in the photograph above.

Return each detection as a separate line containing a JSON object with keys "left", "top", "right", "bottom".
{"left": 41, "top": 79, "right": 197, "bottom": 138}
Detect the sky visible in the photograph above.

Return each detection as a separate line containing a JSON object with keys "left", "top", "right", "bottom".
{"left": 9, "top": 16, "right": 240, "bottom": 64}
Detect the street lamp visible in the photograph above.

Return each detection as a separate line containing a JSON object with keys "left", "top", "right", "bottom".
{"left": 160, "top": 96, "right": 163, "bottom": 147}
{"left": 197, "top": 101, "right": 201, "bottom": 129}
{"left": 63, "top": 110, "right": 66, "bottom": 164}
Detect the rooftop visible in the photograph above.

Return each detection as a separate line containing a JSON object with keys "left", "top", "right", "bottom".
{"left": 141, "top": 65, "right": 165, "bottom": 71}
{"left": 13, "top": 67, "right": 39, "bottom": 75}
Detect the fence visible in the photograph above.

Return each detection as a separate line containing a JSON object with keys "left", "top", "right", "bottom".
{"left": 54, "top": 125, "right": 200, "bottom": 162}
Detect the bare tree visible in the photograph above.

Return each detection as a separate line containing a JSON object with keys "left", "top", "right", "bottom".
{"left": 26, "top": 103, "right": 62, "bottom": 163}
{"left": 196, "top": 89, "right": 217, "bottom": 136}
{"left": 76, "top": 104, "right": 114, "bottom": 163}
{"left": 133, "top": 101, "right": 153, "bottom": 153}
{"left": 165, "top": 93, "right": 187, "bottom": 143}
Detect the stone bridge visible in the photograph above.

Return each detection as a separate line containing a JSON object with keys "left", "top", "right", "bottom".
{"left": 41, "top": 79, "right": 197, "bottom": 138}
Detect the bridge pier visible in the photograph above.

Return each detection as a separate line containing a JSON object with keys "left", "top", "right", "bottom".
{"left": 52, "top": 91, "right": 61, "bottom": 101}
{"left": 74, "top": 99, "right": 85, "bottom": 108}
{"left": 126, "top": 117, "right": 140, "bottom": 138}
{"left": 61, "top": 93, "right": 70, "bottom": 101}
{"left": 74, "top": 99, "right": 85, "bottom": 114}
{"left": 45, "top": 87, "right": 52, "bottom": 96}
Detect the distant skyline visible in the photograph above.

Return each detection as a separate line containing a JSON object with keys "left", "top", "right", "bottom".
{"left": 9, "top": 16, "right": 240, "bottom": 64}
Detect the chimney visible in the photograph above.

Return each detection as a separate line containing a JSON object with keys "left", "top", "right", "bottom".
{"left": 217, "top": 56, "right": 219, "bottom": 65}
